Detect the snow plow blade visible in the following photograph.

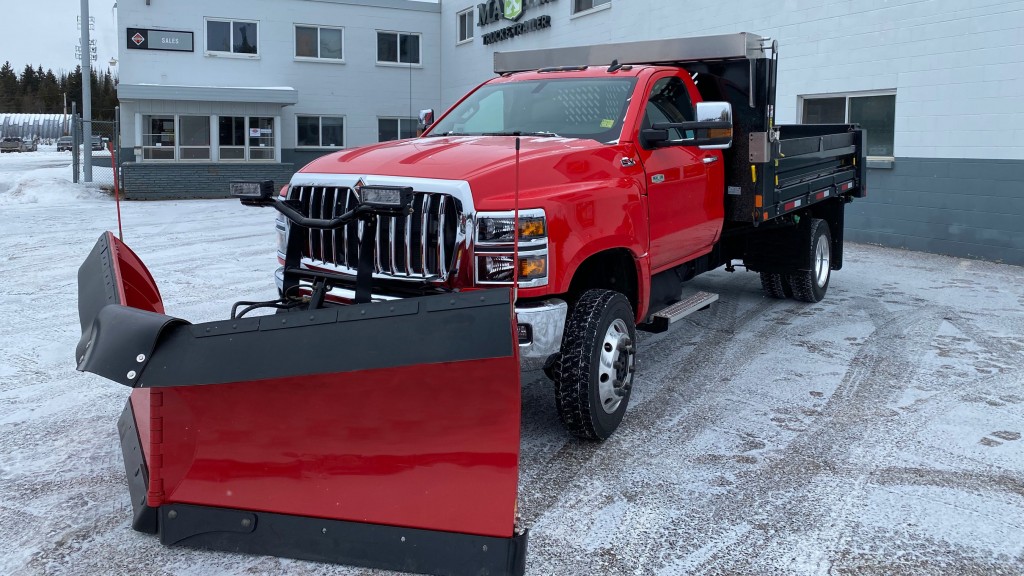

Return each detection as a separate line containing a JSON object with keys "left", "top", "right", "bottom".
{"left": 76, "top": 232, "right": 527, "bottom": 576}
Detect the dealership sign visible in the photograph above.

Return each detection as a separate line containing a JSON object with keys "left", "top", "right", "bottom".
{"left": 477, "top": 0, "right": 555, "bottom": 45}
{"left": 126, "top": 28, "right": 194, "bottom": 52}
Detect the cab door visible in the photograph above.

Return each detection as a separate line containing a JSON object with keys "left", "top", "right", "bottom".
{"left": 635, "top": 73, "right": 717, "bottom": 271}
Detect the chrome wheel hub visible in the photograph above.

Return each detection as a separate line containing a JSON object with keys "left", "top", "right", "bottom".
{"left": 814, "top": 234, "right": 831, "bottom": 288}
{"left": 598, "top": 318, "right": 635, "bottom": 414}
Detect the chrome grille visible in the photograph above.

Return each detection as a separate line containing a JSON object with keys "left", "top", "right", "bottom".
{"left": 290, "top": 185, "right": 461, "bottom": 280}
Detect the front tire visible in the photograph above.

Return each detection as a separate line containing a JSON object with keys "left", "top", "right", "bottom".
{"left": 788, "top": 218, "right": 832, "bottom": 302}
{"left": 553, "top": 289, "right": 637, "bottom": 440}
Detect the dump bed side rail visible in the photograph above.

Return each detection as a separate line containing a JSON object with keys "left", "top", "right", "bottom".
{"left": 751, "top": 124, "right": 866, "bottom": 223}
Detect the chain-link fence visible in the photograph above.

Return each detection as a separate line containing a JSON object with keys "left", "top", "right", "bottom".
{"left": 71, "top": 116, "right": 120, "bottom": 193}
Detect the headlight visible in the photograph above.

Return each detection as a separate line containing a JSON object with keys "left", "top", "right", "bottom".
{"left": 477, "top": 216, "right": 546, "bottom": 243}
{"left": 475, "top": 209, "right": 548, "bottom": 287}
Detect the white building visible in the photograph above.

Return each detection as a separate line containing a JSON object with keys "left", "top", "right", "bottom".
{"left": 116, "top": 0, "right": 1024, "bottom": 264}
{"left": 116, "top": 0, "right": 442, "bottom": 199}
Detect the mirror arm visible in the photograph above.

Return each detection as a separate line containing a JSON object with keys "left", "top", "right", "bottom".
{"left": 651, "top": 120, "right": 733, "bottom": 131}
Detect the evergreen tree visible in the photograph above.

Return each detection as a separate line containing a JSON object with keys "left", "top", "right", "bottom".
{"left": 19, "top": 64, "right": 42, "bottom": 112}
{"left": 0, "top": 62, "right": 17, "bottom": 111}
{"left": 65, "top": 65, "right": 83, "bottom": 113}
{"left": 39, "top": 70, "right": 61, "bottom": 113}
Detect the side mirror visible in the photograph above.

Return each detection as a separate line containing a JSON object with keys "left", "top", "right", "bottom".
{"left": 695, "top": 102, "right": 733, "bottom": 150}
{"left": 644, "top": 102, "right": 734, "bottom": 150}
{"left": 640, "top": 128, "right": 670, "bottom": 147}
{"left": 418, "top": 109, "right": 435, "bottom": 135}
{"left": 230, "top": 180, "right": 275, "bottom": 206}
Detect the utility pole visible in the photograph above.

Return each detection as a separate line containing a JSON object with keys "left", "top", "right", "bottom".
{"left": 80, "top": 0, "right": 93, "bottom": 182}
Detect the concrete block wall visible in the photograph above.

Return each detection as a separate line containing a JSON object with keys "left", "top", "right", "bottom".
{"left": 122, "top": 163, "right": 296, "bottom": 200}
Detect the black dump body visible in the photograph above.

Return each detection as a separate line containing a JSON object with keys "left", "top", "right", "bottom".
{"left": 681, "top": 52, "right": 866, "bottom": 225}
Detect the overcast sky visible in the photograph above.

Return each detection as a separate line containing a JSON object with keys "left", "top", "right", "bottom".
{"left": 0, "top": 0, "right": 119, "bottom": 75}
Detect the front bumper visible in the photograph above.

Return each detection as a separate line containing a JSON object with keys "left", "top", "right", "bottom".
{"left": 275, "top": 267, "right": 567, "bottom": 368}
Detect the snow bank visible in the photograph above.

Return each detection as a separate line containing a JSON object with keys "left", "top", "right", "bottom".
{"left": 0, "top": 149, "right": 112, "bottom": 204}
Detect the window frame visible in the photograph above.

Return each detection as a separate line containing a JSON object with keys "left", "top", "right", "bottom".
{"left": 571, "top": 0, "right": 611, "bottom": 17}
{"left": 376, "top": 30, "right": 422, "bottom": 67}
{"left": 296, "top": 114, "right": 347, "bottom": 149}
{"left": 799, "top": 89, "right": 897, "bottom": 160}
{"left": 456, "top": 8, "right": 474, "bottom": 45}
{"left": 177, "top": 115, "right": 213, "bottom": 161}
{"left": 141, "top": 115, "right": 177, "bottom": 162}
{"left": 218, "top": 115, "right": 277, "bottom": 162}
{"left": 140, "top": 114, "right": 213, "bottom": 162}
{"left": 377, "top": 117, "right": 419, "bottom": 142}
{"left": 294, "top": 24, "right": 345, "bottom": 63}
{"left": 205, "top": 17, "right": 260, "bottom": 58}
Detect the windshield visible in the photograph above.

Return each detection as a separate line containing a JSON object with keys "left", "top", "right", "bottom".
{"left": 428, "top": 77, "right": 636, "bottom": 142}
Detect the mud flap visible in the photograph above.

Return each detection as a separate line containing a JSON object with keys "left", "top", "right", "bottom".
{"left": 77, "top": 233, "right": 527, "bottom": 576}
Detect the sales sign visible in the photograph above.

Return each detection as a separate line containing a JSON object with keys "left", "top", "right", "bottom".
{"left": 127, "top": 28, "right": 194, "bottom": 52}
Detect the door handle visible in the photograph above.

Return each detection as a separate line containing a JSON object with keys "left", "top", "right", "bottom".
{"left": 702, "top": 156, "right": 718, "bottom": 165}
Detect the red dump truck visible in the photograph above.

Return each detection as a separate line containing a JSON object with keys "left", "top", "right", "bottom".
{"left": 76, "top": 34, "right": 864, "bottom": 576}
{"left": 273, "top": 33, "right": 865, "bottom": 439}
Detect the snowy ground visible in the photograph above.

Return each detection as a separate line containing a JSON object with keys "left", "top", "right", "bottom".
{"left": 1, "top": 150, "right": 1022, "bottom": 575}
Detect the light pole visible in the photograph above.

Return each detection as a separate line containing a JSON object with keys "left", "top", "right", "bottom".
{"left": 80, "top": 0, "right": 93, "bottom": 182}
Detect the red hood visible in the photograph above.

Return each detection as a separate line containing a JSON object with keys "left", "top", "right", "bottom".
{"left": 310, "top": 135, "right": 621, "bottom": 182}
{"left": 301, "top": 136, "right": 631, "bottom": 208}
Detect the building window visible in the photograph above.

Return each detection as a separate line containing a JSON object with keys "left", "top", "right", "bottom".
{"left": 218, "top": 116, "right": 276, "bottom": 161}
{"left": 179, "top": 116, "right": 211, "bottom": 160}
{"left": 206, "top": 18, "right": 258, "bottom": 56}
{"left": 297, "top": 115, "right": 345, "bottom": 147}
{"left": 378, "top": 117, "right": 418, "bottom": 142}
{"left": 377, "top": 31, "right": 421, "bottom": 65}
{"left": 573, "top": 0, "right": 610, "bottom": 14}
{"left": 295, "top": 25, "right": 343, "bottom": 60}
{"left": 141, "top": 115, "right": 211, "bottom": 161}
{"left": 219, "top": 116, "right": 246, "bottom": 160}
{"left": 457, "top": 9, "right": 474, "bottom": 44}
{"left": 142, "top": 115, "right": 175, "bottom": 160}
{"left": 801, "top": 92, "right": 896, "bottom": 157}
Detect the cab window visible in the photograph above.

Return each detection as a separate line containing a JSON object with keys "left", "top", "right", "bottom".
{"left": 642, "top": 76, "right": 695, "bottom": 144}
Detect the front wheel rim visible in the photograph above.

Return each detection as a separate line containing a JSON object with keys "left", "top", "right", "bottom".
{"left": 597, "top": 318, "right": 634, "bottom": 414}
{"left": 814, "top": 233, "right": 831, "bottom": 288}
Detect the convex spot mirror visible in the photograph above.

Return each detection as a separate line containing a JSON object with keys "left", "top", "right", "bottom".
{"left": 418, "top": 109, "right": 435, "bottom": 135}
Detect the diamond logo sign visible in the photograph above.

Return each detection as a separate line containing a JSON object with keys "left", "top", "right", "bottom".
{"left": 132, "top": 32, "right": 145, "bottom": 46}
{"left": 503, "top": 0, "right": 523, "bottom": 21}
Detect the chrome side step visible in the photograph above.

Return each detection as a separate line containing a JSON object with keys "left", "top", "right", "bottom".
{"left": 639, "top": 291, "right": 719, "bottom": 333}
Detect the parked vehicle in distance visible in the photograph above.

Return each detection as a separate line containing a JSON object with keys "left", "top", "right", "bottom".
{"left": 20, "top": 138, "right": 38, "bottom": 152}
{"left": 57, "top": 136, "right": 73, "bottom": 151}
{"left": 93, "top": 136, "right": 105, "bottom": 151}
{"left": 1, "top": 137, "right": 24, "bottom": 153}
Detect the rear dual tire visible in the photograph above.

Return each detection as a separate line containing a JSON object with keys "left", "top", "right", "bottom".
{"left": 758, "top": 218, "right": 832, "bottom": 303}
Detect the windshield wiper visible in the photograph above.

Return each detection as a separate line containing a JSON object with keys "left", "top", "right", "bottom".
{"left": 429, "top": 131, "right": 468, "bottom": 137}
{"left": 482, "top": 131, "right": 560, "bottom": 137}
